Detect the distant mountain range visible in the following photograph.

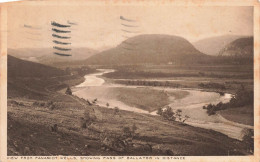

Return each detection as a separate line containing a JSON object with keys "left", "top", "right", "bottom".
{"left": 193, "top": 35, "right": 249, "bottom": 56}
{"left": 8, "top": 47, "right": 98, "bottom": 65}
{"left": 218, "top": 37, "right": 253, "bottom": 58}
{"left": 85, "top": 34, "right": 211, "bottom": 65}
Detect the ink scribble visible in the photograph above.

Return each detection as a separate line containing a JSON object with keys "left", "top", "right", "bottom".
{"left": 53, "top": 40, "right": 71, "bottom": 45}
{"left": 51, "top": 21, "right": 71, "bottom": 28}
{"left": 52, "top": 34, "right": 71, "bottom": 39}
{"left": 53, "top": 52, "right": 72, "bottom": 56}
{"left": 53, "top": 46, "right": 71, "bottom": 51}
{"left": 120, "top": 16, "right": 137, "bottom": 22}
{"left": 52, "top": 28, "right": 71, "bottom": 33}
{"left": 121, "top": 24, "right": 139, "bottom": 28}
{"left": 67, "top": 20, "right": 78, "bottom": 25}
{"left": 23, "top": 24, "right": 41, "bottom": 30}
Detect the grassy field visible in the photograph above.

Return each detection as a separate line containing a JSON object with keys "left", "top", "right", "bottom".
{"left": 219, "top": 105, "right": 254, "bottom": 126}
{"left": 110, "top": 87, "right": 166, "bottom": 112}
{"left": 109, "top": 87, "right": 190, "bottom": 112}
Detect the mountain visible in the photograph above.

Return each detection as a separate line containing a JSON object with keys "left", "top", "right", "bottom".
{"left": 8, "top": 55, "right": 69, "bottom": 99}
{"left": 218, "top": 37, "right": 253, "bottom": 58}
{"left": 8, "top": 55, "right": 66, "bottom": 78}
{"left": 8, "top": 47, "right": 98, "bottom": 65}
{"left": 193, "top": 35, "right": 246, "bottom": 56}
{"left": 85, "top": 34, "right": 209, "bottom": 65}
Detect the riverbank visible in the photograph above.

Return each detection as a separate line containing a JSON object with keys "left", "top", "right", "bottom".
{"left": 72, "top": 69, "right": 253, "bottom": 141}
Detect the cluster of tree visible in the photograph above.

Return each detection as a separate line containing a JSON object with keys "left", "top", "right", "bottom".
{"left": 203, "top": 102, "right": 227, "bottom": 115}
{"left": 203, "top": 85, "right": 253, "bottom": 115}
{"left": 241, "top": 128, "right": 254, "bottom": 153}
{"left": 157, "top": 106, "right": 189, "bottom": 123}
{"left": 198, "top": 82, "right": 226, "bottom": 90}
{"left": 116, "top": 80, "right": 182, "bottom": 88}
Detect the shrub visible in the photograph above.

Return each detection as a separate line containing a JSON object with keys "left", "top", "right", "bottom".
{"left": 79, "top": 117, "right": 87, "bottom": 128}
{"left": 65, "top": 87, "right": 72, "bottom": 95}
{"left": 156, "top": 107, "right": 163, "bottom": 115}
{"left": 122, "top": 126, "right": 132, "bottom": 137}
{"left": 114, "top": 107, "right": 120, "bottom": 115}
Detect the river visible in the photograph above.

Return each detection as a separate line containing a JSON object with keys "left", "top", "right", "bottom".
{"left": 73, "top": 69, "right": 253, "bottom": 140}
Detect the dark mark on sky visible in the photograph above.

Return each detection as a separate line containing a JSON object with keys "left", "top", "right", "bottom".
{"left": 53, "top": 46, "right": 71, "bottom": 51}
{"left": 52, "top": 28, "right": 71, "bottom": 33}
{"left": 67, "top": 20, "right": 78, "bottom": 25}
{"left": 121, "top": 24, "right": 139, "bottom": 28}
{"left": 53, "top": 40, "right": 71, "bottom": 45}
{"left": 51, "top": 21, "right": 71, "bottom": 28}
{"left": 121, "top": 29, "right": 140, "bottom": 33}
{"left": 120, "top": 16, "right": 137, "bottom": 22}
{"left": 54, "top": 52, "right": 72, "bottom": 56}
{"left": 24, "top": 24, "right": 41, "bottom": 30}
{"left": 52, "top": 34, "right": 71, "bottom": 39}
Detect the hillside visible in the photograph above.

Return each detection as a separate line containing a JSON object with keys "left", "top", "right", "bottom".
{"left": 85, "top": 34, "right": 210, "bottom": 65}
{"left": 8, "top": 55, "right": 66, "bottom": 78}
{"left": 7, "top": 55, "right": 83, "bottom": 99}
{"left": 218, "top": 37, "right": 253, "bottom": 58}
{"left": 193, "top": 35, "right": 245, "bottom": 55}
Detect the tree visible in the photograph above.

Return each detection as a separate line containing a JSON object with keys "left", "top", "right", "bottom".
{"left": 106, "top": 103, "right": 110, "bottom": 108}
{"left": 65, "top": 87, "right": 72, "bottom": 95}
{"left": 175, "top": 109, "right": 182, "bottom": 121}
{"left": 182, "top": 115, "right": 190, "bottom": 123}
{"left": 156, "top": 107, "right": 163, "bottom": 116}
{"left": 163, "top": 106, "right": 175, "bottom": 120}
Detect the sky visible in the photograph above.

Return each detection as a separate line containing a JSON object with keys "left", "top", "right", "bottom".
{"left": 7, "top": 3, "right": 253, "bottom": 50}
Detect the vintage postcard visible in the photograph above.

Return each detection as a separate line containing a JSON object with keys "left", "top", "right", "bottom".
{"left": 0, "top": 0, "right": 259, "bottom": 161}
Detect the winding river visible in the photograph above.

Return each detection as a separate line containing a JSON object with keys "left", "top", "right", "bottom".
{"left": 73, "top": 69, "right": 253, "bottom": 140}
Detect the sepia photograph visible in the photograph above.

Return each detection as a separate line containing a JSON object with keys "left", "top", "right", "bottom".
{"left": 1, "top": 0, "right": 258, "bottom": 159}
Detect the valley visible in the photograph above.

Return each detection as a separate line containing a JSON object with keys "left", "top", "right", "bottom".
{"left": 7, "top": 34, "right": 254, "bottom": 156}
